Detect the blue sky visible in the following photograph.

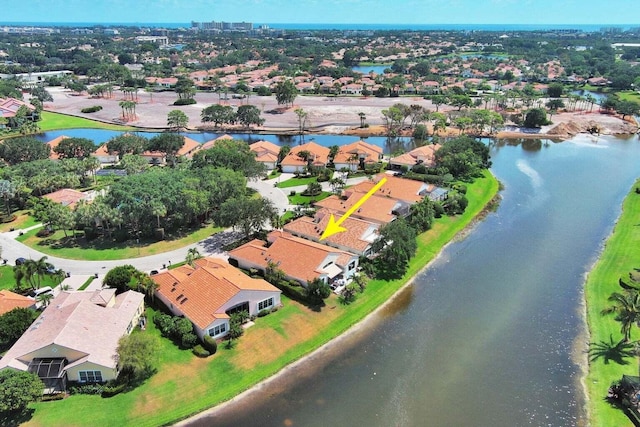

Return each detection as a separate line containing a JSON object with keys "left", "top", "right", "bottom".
{"left": 2, "top": 0, "right": 638, "bottom": 25}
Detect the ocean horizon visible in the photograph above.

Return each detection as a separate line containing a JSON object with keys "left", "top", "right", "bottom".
{"left": 0, "top": 22, "right": 634, "bottom": 32}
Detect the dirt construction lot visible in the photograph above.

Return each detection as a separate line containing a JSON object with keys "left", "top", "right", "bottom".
{"left": 45, "top": 87, "right": 638, "bottom": 138}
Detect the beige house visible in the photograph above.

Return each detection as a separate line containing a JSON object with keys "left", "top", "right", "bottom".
{"left": 388, "top": 144, "right": 441, "bottom": 170}
{"left": 284, "top": 208, "right": 379, "bottom": 256}
{"left": 229, "top": 230, "right": 359, "bottom": 287}
{"left": 151, "top": 257, "right": 281, "bottom": 340}
{"left": 0, "top": 290, "right": 145, "bottom": 393}
{"left": 280, "top": 141, "right": 330, "bottom": 173}
{"left": 249, "top": 140, "right": 280, "bottom": 170}
{"left": 332, "top": 140, "right": 383, "bottom": 171}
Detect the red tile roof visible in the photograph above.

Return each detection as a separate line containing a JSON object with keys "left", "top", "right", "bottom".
{"left": 347, "top": 174, "right": 427, "bottom": 204}
{"left": 280, "top": 141, "right": 330, "bottom": 169}
{"left": 45, "top": 135, "right": 69, "bottom": 160}
{"left": 200, "top": 134, "right": 233, "bottom": 151}
{"left": 43, "top": 188, "right": 89, "bottom": 209}
{"left": 389, "top": 144, "right": 441, "bottom": 168}
{"left": 333, "top": 140, "right": 383, "bottom": 165}
{"left": 283, "top": 208, "right": 379, "bottom": 253}
{"left": 0, "top": 290, "right": 33, "bottom": 315}
{"left": 229, "top": 231, "right": 357, "bottom": 283}
{"left": 313, "top": 192, "right": 399, "bottom": 224}
{"left": 152, "top": 257, "right": 279, "bottom": 329}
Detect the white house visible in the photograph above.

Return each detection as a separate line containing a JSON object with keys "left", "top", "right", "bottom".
{"left": 0, "top": 290, "right": 145, "bottom": 393}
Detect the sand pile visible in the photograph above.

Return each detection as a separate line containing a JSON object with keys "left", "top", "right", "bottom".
{"left": 547, "top": 121, "right": 581, "bottom": 136}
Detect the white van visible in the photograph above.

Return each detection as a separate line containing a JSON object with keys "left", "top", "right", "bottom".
{"left": 31, "top": 287, "right": 53, "bottom": 298}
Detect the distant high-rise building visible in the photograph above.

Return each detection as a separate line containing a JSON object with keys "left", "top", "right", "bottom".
{"left": 191, "top": 20, "right": 253, "bottom": 32}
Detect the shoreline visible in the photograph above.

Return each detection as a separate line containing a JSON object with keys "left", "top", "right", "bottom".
{"left": 581, "top": 178, "right": 640, "bottom": 426}
{"left": 39, "top": 89, "right": 638, "bottom": 140}
{"left": 174, "top": 189, "right": 503, "bottom": 426}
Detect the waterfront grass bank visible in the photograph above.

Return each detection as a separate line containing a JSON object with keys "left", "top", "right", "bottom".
{"left": 585, "top": 178, "right": 640, "bottom": 427}
{"left": 25, "top": 171, "right": 499, "bottom": 427}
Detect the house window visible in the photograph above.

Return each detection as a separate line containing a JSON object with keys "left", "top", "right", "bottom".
{"left": 208, "top": 323, "right": 227, "bottom": 337}
{"left": 258, "top": 297, "right": 274, "bottom": 311}
{"left": 348, "top": 261, "right": 356, "bottom": 270}
{"left": 79, "top": 370, "right": 103, "bottom": 383}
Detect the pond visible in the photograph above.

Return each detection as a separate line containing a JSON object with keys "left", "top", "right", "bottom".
{"left": 570, "top": 89, "right": 608, "bottom": 104}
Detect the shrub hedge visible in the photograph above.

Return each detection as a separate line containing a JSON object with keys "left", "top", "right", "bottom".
{"left": 81, "top": 106, "right": 103, "bottom": 113}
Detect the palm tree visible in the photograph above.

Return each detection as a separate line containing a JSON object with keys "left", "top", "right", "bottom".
{"left": 134, "top": 271, "right": 159, "bottom": 302}
{"left": 150, "top": 201, "right": 167, "bottom": 229}
{"left": 185, "top": 247, "right": 202, "bottom": 267}
{"left": 83, "top": 156, "right": 101, "bottom": 184}
{"left": 37, "top": 292, "right": 54, "bottom": 308}
{"left": 13, "top": 265, "right": 27, "bottom": 291}
{"left": 119, "top": 101, "right": 127, "bottom": 120}
{"left": 358, "top": 112, "right": 366, "bottom": 128}
{"left": 20, "top": 260, "right": 38, "bottom": 290}
{"left": 0, "top": 179, "right": 16, "bottom": 217}
{"left": 33, "top": 256, "right": 53, "bottom": 289}
{"left": 601, "top": 290, "right": 640, "bottom": 342}
{"left": 52, "top": 269, "right": 66, "bottom": 286}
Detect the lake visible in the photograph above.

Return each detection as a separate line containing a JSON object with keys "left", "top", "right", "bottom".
{"left": 185, "top": 133, "right": 640, "bottom": 426}
{"left": 34, "top": 129, "right": 416, "bottom": 155}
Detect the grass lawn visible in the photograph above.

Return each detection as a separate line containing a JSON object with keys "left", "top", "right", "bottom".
{"left": 77, "top": 276, "right": 95, "bottom": 291}
{"left": 39, "top": 111, "right": 135, "bottom": 132}
{"left": 616, "top": 91, "right": 640, "bottom": 104}
{"left": 0, "top": 210, "right": 39, "bottom": 233}
{"left": 0, "top": 265, "right": 61, "bottom": 292}
{"left": 584, "top": 179, "right": 640, "bottom": 427}
{"left": 581, "top": 84, "right": 611, "bottom": 93}
{"left": 280, "top": 211, "right": 296, "bottom": 224}
{"left": 25, "top": 171, "right": 499, "bottom": 427}
{"left": 276, "top": 176, "right": 318, "bottom": 189}
{"left": 0, "top": 266, "right": 17, "bottom": 290}
{"left": 288, "top": 191, "right": 331, "bottom": 205}
{"left": 16, "top": 224, "right": 223, "bottom": 261}
{"left": 267, "top": 170, "right": 281, "bottom": 180}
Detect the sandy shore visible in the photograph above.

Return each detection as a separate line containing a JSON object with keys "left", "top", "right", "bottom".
{"left": 44, "top": 88, "right": 638, "bottom": 139}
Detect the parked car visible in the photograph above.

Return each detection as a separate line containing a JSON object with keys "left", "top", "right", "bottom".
{"left": 15, "top": 257, "right": 26, "bottom": 266}
{"left": 29, "top": 286, "right": 53, "bottom": 298}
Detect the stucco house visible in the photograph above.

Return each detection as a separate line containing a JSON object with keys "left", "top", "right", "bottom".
{"left": 388, "top": 144, "right": 441, "bottom": 170}
{"left": 283, "top": 208, "right": 379, "bottom": 256}
{"left": 348, "top": 174, "right": 431, "bottom": 205}
{"left": 0, "top": 290, "right": 145, "bottom": 393}
{"left": 43, "top": 188, "right": 91, "bottom": 209}
{"left": 313, "top": 191, "right": 403, "bottom": 225}
{"left": 228, "top": 230, "right": 359, "bottom": 287}
{"left": 249, "top": 140, "right": 281, "bottom": 170}
{"left": 151, "top": 257, "right": 281, "bottom": 340}
{"left": 332, "top": 140, "right": 383, "bottom": 171}
{"left": 92, "top": 143, "right": 119, "bottom": 164}
{"left": 280, "top": 141, "right": 330, "bottom": 173}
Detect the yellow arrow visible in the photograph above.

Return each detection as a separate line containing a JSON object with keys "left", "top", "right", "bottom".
{"left": 320, "top": 177, "right": 387, "bottom": 240}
